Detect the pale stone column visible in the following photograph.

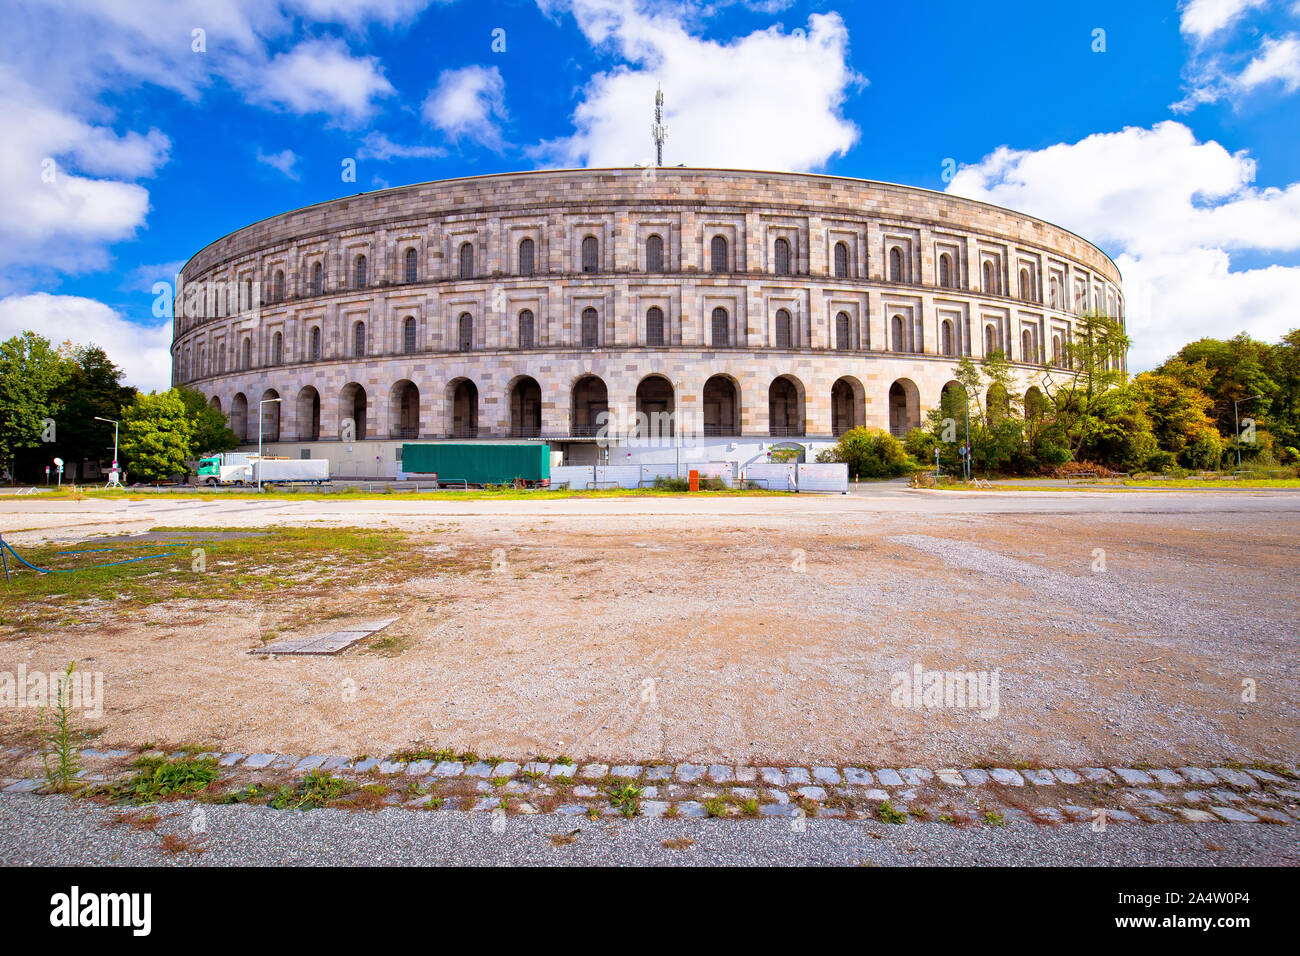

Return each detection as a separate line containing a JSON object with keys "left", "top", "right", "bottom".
{"left": 542, "top": 375, "right": 571, "bottom": 436}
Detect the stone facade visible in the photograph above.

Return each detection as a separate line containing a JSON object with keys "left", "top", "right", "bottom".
{"left": 172, "top": 168, "right": 1123, "bottom": 467}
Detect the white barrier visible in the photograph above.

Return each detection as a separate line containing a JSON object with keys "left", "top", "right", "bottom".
{"left": 742, "top": 463, "right": 797, "bottom": 491}
{"left": 797, "top": 462, "right": 849, "bottom": 494}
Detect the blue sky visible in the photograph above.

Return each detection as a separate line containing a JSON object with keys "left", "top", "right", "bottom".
{"left": 2, "top": 0, "right": 1299, "bottom": 389}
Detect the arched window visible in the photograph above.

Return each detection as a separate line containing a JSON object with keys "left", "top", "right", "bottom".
{"left": 892, "top": 315, "right": 905, "bottom": 352}
{"left": 403, "top": 316, "right": 417, "bottom": 353}
{"left": 518, "top": 309, "right": 535, "bottom": 349}
{"left": 835, "top": 311, "right": 851, "bottom": 350}
{"left": 833, "top": 242, "right": 849, "bottom": 278}
{"left": 242, "top": 279, "right": 252, "bottom": 310}
{"left": 889, "top": 247, "right": 904, "bottom": 282}
{"left": 646, "top": 234, "right": 664, "bottom": 273}
{"left": 311, "top": 262, "right": 323, "bottom": 295}
{"left": 983, "top": 261, "right": 996, "bottom": 294}
{"left": 941, "top": 320, "right": 954, "bottom": 356}
{"left": 645, "top": 306, "right": 665, "bottom": 346}
{"left": 309, "top": 326, "right": 321, "bottom": 360}
{"left": 711, "top": 235, "right": 728, "bottom": 273}
{"left": 518, "top": 238, "right": 535, "bottom": 276}
{"left": 458, "top": 242, "right": 474, "bottom": 279}
{"left": 271, "top": 332, "right": 282, "bottom": 365}
{"left": 775, "top": 308, "right": 792, "bottom": 348}
{"left": 1050, "top": 276, "right": 1062, "bottom": 310}
{"left": 1022, "top": 329, "right": 1034, "bottom": 362}
{"left": 1052, "top": 334, "right": 1063, "bottom": 367}
{"left": 774, "top": 238, "right": 791, "bottom": 275}
{"left": 458, "top": 313, "right": 473, "bottom": 352}
{"left": 581, "top": 307, "right": 598, "bottom": 347}
{"left": 353, "top": 321, "right": 366, "bottom": 357}
{"left": 711, "top": 307, "right": 729, "bottom": 347}
{"left": 217, "top": 343, "right": 226, "bottom": 373}
{"left": 404, "top": 248, "right": 418, "bottom": 283}
{"left": 939, "top": 254, "right": 953, "bottom": 289}
{"left": 985, "top": 324, "right": 997, "bottom": 355}
{"left": 1020, "top": 268, "right": 1032, "bottom": 301}
{"left": 354, "top": 255, "right": 367, "bottom": 288}
{"left": 241, "top": 337, "right": 252, "bottom": 369}
{"left": 581, "top": 235, "right": 599, "bottom": 273}
{"left": 273, "top": 269, "right": 285, "bottom": 301}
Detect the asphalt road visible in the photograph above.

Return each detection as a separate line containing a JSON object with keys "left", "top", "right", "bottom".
{"left": 2, "top": 794, "right": 1294, "bottom": 866}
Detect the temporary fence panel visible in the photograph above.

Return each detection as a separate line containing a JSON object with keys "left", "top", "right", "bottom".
{"left": 742, "top": 463, "right": 797, "bottom": 491}
{"left": 796, "top": 462, "right": 849, "bottom": 494}
{"left": 595, "top": 465, "right": 641, "bottom": 489}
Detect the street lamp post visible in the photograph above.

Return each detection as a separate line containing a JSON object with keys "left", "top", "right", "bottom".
{"left": 258, "top": 398, "right": 282, "bottom": 490}
{"left": 94, "top": 416, "right": 119, "bottom": 487}
{"left": 1233, "top": 394, "right": 1261, "bottom": 469}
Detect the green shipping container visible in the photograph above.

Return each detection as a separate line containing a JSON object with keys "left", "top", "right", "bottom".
{"left": 401, "top": 443, "right": 551, "bottom": 486}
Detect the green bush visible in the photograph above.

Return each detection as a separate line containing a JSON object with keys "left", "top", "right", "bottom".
{"left": 816, "top": 427, "right": 913, "bottom": 479}
{"left": 652, "top": 476, "right": 689, "bottom": 492}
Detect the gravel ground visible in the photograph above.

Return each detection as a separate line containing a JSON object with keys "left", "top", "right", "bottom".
{"left": 2, "top": 793, "right": 1295, "bottom": 866}
{"left": 0, "top": 491, "right": 1296, "bottom": 768}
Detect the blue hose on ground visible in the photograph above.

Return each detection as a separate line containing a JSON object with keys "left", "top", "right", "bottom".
{"left": 0, "top": 537, "right": 183, "bottom": 574}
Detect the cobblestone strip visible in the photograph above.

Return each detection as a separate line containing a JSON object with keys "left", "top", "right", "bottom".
{"left": 2, "top": 752, "right": 1296, "bottom": 825}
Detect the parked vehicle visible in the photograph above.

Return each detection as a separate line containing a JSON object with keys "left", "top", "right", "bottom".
{"left": 400, "top": 443, "right": 550, "bottom": 487}
{"left": 196, "top": 454, "right": 329, "bottom": 486}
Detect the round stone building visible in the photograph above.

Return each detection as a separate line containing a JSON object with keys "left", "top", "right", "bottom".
{"left": 173, "top": 167, "right": 1124, "bottom": 476}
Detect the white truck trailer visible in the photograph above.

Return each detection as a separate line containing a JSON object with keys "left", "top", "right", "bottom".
{"left": 196, "top": 454, "right": 329, "bottom": 485}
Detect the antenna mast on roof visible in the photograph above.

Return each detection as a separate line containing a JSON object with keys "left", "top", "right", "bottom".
{"left": 651, "top": 85, "right": 667, "bottom": 167}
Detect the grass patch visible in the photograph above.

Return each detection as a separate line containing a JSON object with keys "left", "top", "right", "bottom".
{"left": 0, "top": 525, "right": 479, "bottom": 637}
{"left": 605, "top": 782, "right": 643, "bottom": 818}
{"left": 268, "top": 771, "right": 354, "bottom": 810}
{"left": 877, "top": 801, "right": 907, "bottom": 824}
{"left": 111, "top": 754, "right": 220, "bottom": 804}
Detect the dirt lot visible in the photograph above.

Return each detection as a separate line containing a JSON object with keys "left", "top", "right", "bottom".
{"left": 1, "top": 491, "right": 1296, "bottom": 767}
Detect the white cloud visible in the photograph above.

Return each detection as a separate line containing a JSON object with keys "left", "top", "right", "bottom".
{"left": 1178, "top": 0, "right": 1268, "bottom": 42}
{"left": 0, "top": 293, "right": 173, "bottom": 392}
{"left": 256, "top": 147, "right": 302, "bottom": 180}
{"left": 947, "top": 122, "right": 1300, "bottom": 370}
{"left": 0, "top": 1, "right": 435, "bottom": 284}
{"left": 0, "top": 70, "right": 167, "bottom": 278}
{"left": 286, "top": 0, "right": 445, "bottom": 27}
{"left": 1238, "top": 34, "right": 1300, "bottom": 91}
{"left": 532, "top": 1, "right": 861, "bottom": 171}
{"left": 245, "top": 38, "right": 395, "bottom": 125}
{"left": 356, "top": 131, "right": 447, "bottom": 161}
{"left": 422, "top": 65, "right": 508, "bottom": 149}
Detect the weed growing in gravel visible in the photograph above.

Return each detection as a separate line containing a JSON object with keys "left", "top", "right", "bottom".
{"left": 877, "top": 801, "right": 907, "bottom": 824}
{"left": 38, "top": 662, "right": 81, "bottom": 793}
{"left": 269, "top": 771, "right": 354, "bottom": 810}
{"left": 703, "top": 797, "right": 730, "bottom": 818}
{"left": 985, "top": 810, "right": 1006, "bottom": 827}
{"left": 113, "top": 754, "right": 219, "bottom": 803}
{"left": 219, "top": 784, "right": 267, "bottom": 805}
{"left": 605, "top": 782, "right": 643, "bottom": 818}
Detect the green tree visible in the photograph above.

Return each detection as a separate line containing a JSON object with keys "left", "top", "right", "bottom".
{"left": 119, "top": 391, "right": 194, "bottom": 483}
{"left": 49, "top": 345, "right": 137, "bottom": 477}
{"left": 816, "top": 427, "right": 913, "bottom": 479}
{"left": 1130, "top": 364, "right": 1223, "bottom": 469}
{"left": 175, "top": 386, "right": 237, "bottom": 456}
{"left": 1040, "top": 312, "right": 1131, "bottom": 462}
{"left": 0, "top": 332, "right": 73, "bottom": 479}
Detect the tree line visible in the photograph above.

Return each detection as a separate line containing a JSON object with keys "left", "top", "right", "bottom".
{"left": 0, "top": 331, "right": 237, "bottom": 484}
{"left": 822, "top": 315, "right": 1300, "bottom": 479}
